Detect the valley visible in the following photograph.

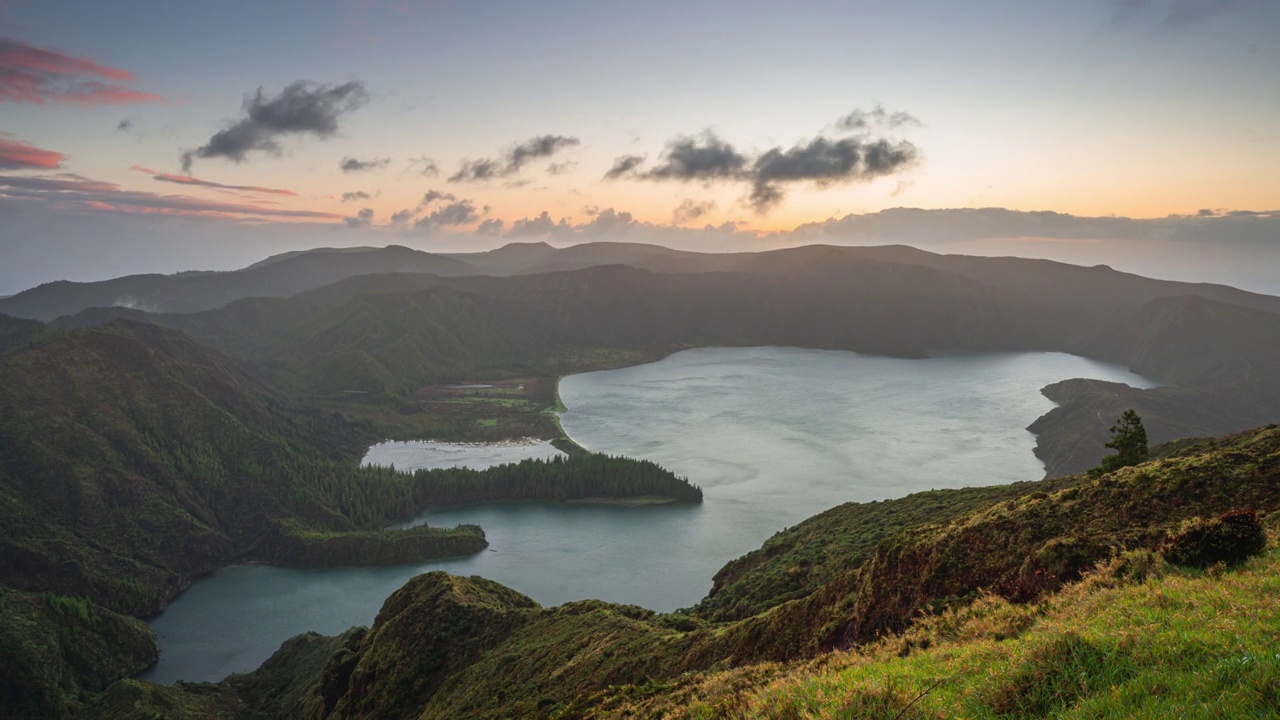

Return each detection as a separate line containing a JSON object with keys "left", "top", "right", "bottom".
{"left": 2, "top": 242, "right": 1279, "bottom": 719}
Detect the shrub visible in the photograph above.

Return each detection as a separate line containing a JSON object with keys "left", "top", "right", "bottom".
{"left": 1161, "top": 509, "right": 1267, "bottom": 568}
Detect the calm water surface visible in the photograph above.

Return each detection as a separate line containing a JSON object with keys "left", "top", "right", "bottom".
{"left": 144, "top": 347, "right": 1154, "bottom": 683}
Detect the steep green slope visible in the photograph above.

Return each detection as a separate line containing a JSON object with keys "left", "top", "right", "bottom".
{"left": 0, "top": 320, "right": 466, "bottom": 614}
{"left": 90, "top": 424, "right": 1280, "bottom": 719}
{"left": 612, "top": 530, "right": 1280, "bottom": 719}
{"left": 0, "top": 589, "right": 155, "bottom": 720}
{"left": 0, "top": 322, "right": 698, "bottom": 617}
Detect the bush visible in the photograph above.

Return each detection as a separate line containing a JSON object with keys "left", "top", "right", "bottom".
{"left": 1161, "top": 509, "right": 1267, "bottom": 568}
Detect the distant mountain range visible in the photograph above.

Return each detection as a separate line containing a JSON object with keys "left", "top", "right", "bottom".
{"left": 31, "top": 241, "right": 1280, "bottom": 478}
{"left": 5, "top": 241, "right": 1279, "bottom": 325}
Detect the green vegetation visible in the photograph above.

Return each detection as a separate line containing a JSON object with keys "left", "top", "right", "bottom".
{"left": 691, "top": 476, "right": 1089, "bottom": 622}
{"left": 1160, "top": 509, "right": 1267, "bottom": 569}
{"left": 410, "top": 454, "right": 702, "bottom": 506}
{"left": 8, "top": 245, "right": 1280, "bottom": 715}
{"left": 80, "top": 424, "right": 1280, "bottom": 720}
{"left": 1093, "top": 409, "right": 1149, "bottom": 475}
{"left": 0, "top": 587, "right": 155, "bottom": 720}
{"left": 623, "top": 541, "right": 1280, "bottom": 719}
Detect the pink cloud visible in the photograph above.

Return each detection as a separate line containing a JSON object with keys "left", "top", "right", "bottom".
{"left": 0, "top": 137, "right": 66, "bottom": 169}
{"left": 0, "top": 173, "right": 341, "bottom": 221}
{"left": 128, "top": 164, "right": 297, "bottom": 196}
{"left": 0, "top": 36, "right": 164, "bottom": 105}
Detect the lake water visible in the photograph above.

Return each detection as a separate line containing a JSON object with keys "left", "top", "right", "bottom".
{"left": 361, "top": 438, "right": 565, "bottom": 472}
{"left": 143, "top": 347, "right": 1154, "bottom": 683}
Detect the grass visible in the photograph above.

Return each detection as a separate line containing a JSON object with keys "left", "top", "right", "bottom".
{"left": 625, "top": 540, "right": 1280, "bottom": 719}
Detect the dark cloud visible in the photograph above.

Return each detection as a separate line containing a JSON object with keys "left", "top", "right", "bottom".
{"left": 115, "top": 118, "right": 133, "bottom": 133}
{"left": 341, "top": 191, "right": 371, "bottom": 202}
{"left": 641, "top": 132, "right": 749, "bottom": 182}
{"left": 418, "top": 189, "right": 456, "bottom": 208}
{"left": 389, "top": 208, "right": 415, "bottom": 227}
{"left": 624, "top": 123, "right": 919, "bottom": 213}
{"left": 342, "top": 207, "right": 373, "bottom": 229}
{"left": 414, "top": 199, "right": 479, "bottom": 229}
{"left": 340, "top": 156, "right": 389, "bottom": 173}
{"left": 835, "top": 106, "right": 922, "bottom": 132}
{"left": 476, "top": 218, "right": 505, "bottom": 236}
{"left": 603, "top": 154, "right": 645, "bottom": 179}
{"left": 449, "top": 158, "right": 503, "bottom": 182}
{"left": 672, "top": 199, "right": 716, "bottom": 224}
{"left": 449, "top": 134, "right": 580, "bottom": 182}
{"left": 181, "top": 80, "right": 368, "bottom": 172}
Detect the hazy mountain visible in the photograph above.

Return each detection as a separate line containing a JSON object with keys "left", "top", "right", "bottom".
{"left": 0, "top": 246, "right": 478, "bottom": 321}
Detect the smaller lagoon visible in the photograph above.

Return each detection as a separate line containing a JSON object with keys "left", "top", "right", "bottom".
{"left": 361, "top": 438, "right": 564, "bottom": 472}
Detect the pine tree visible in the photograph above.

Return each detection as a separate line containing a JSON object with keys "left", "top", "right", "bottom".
{"left": 1095, "top": 409, "right": 1149, "bottom": 475}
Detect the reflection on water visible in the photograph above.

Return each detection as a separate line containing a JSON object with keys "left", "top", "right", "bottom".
{"left": 145, "top": 347, "right": 1154, "bottom": 683}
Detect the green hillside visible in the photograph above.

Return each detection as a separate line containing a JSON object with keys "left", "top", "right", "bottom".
{"left": 77, "top": 423, "right": 1280, "bottom": 719}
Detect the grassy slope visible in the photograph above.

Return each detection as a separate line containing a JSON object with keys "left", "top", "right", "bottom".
{"left": 620, "top": 533, "right": 1280, "bottom": 719}
{"left": 88, "top": 424, "right": 1280, "bottom": 720}
{"left": 690, "top": 477, "right": 1088, "bottom": 622}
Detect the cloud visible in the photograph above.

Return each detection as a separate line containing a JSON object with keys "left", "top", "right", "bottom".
{"left": 835, "top": 106, "right": 922, "bottom": 132}
{"left": 787, "top": 206, "right": 1280, "bottom": 247}
{"left": 672, "top": 198, "right": 716, "bottom": 224}
{"left": 449, "top": 134, "right": 580, "bottom": 182}
{"left": 342, "top": 207, "right": 374, "bottom": 229}
{"left": 509, "top": 211, "right": 570, "bottom": 236}
{"left": 128, "top": 164, "right": 297, "bottom": 196}
{"left": 547, "top": 160, "right": 577, "bottom": 176}
{"left": 0, "top": 37, "right": 164, "bottom": 105}
{"left": 0, "top": 138, "right": 66, "bottom": 170}
{"left": 603, "top": 154, "right": 645, "bottom": 179}
{"left": 115, "top": 118, "right": 134, "bottom": 133}
{"left": 498, "top": 207, "right": 754, "bottom": 246}
{"left": 389, "top": 208, "right": 415, "bottom": 227}
{"left": 1104, "top": 0, "right": 1239, "bottom": 29}
{"left": 181, "top": 80, "right": 368, "bottom": 172}
{"left": 341, "top": 191, "right": 370, "bottom": 202}
{"left": 749, "top": 136, "right": 918, "bottom": 212}
{"left": 0, "top": 172, "right": 342, "bottom": 220}
{"left": 476, "top": 218, "right": 505, "bottom": 236}
{"left": 418, "top": 189, "right": 456, "bottom": 208}
{"left": 1162, "top": 0, "right": 1237, "bottom": 28}
{"left": 340, "top": 156, "right": 389, "bottom": 173}
{"left": 621, "top": 119, "right": 920, "bottom": 213}
{"left": 406, "top": 156, "right": 440, "bottom": 177}
{"left": 413, "top": 199, "right": 479, "bottom": 229}
{"left": 642, "top": 132, "right": 749, "bottom": 182}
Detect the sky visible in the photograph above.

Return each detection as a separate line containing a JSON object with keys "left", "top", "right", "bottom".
{"left": 1, "top": 0, "right": 1278, "bottom": 295}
